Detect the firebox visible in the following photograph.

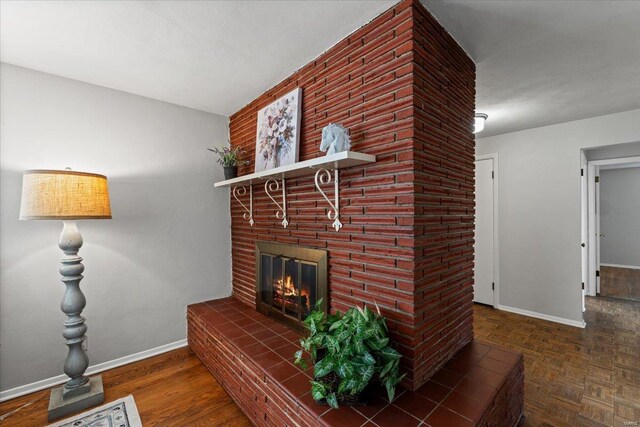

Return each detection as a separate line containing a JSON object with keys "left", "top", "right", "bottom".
{"left": 255, "top": 242, "right": 327, "bottom": 331}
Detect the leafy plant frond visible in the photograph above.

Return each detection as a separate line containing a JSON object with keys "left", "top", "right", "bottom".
{"left": 208, "top": 144, "right": 249, "bottom": 167}
{"left": 293, "top": 301, "right": 404, "bottom": 407}
{"left": 294, "top": 349, "right": 308, "bottom": 370}
{"left": 326, "top": 393, "right": 338, "bottom": 409}
{"left": 373, "top": 300, "right": 381, "bottom": 316}
{"left": 314, "top": 355, "right": 335, "bottom": 378}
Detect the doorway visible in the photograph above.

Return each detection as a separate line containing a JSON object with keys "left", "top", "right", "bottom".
{"left": 581, "top": 153, "right": 640, "bottom": 304}
{"left": 474, "top": 154, "right": 498, "bottom": 306}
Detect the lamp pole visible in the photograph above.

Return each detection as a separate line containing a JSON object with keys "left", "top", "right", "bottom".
{"left": 47, "top": 220, "right": 105, "bottom": 421}
{"left": 59, "top": 220, "right": 91, "bottom": 398}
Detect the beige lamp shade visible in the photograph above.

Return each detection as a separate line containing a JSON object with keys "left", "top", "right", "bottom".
{"left": 19, "top": 170, "right": 112, "bottom": 220}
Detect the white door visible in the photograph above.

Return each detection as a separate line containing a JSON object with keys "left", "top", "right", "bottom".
{"left": 587, "top": 163, "right": 601, "bottom": 296}
{"left": 581, "top": 151, "right": 588, "bottom": 311}
{"left": 474, "top": 158, "right": 495, "bottom": 305}
{"left": 595, "top": 171, "right": 601, "bottom": 294}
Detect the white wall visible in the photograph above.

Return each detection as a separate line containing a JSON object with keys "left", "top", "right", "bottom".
{"left": 586, "top": 141, "right": 640, "bottom": 160}
{"left": 477, "top": 108, "right": 640, "bottom": 325}
{"left": 0, "top": 63, "right": 231, "bottom": 393}
{"left": 599, "top": 167, "right": 640, "bottom": 267}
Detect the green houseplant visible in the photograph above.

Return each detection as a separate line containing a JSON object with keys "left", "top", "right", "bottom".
{"left": 208, "top": 144, "right": 249, "bottom": 179}
{"left": 294, "top": 300, "right": 405, "bottom": 409}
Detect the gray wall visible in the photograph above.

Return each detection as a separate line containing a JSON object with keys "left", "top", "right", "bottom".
{"left": 477, "top": 108, "right": 640, "bottom": 324}
{"left": 600, "top": 167, "right": 640, "bottom": 267}
{"left": 0, "top": 64, "right": 231, "bottom": 392}
{"left": 586, "top": 141, "right": 640, "bottom": 161}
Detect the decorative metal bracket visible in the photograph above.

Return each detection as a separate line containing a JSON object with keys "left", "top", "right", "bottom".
{"left": 314, "top": 168, "right": 342, "bottom": 231}
{"left": 232, "top": 185, "right": 254, "bottom": 226}
{"left": 265, "top": 178, "right": 288, "bottom": 228}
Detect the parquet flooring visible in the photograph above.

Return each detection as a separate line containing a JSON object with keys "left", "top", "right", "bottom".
{"left": 475, "top": 296, "right": 640, "bottom": 427}
{"left": 0, "top": 348, "right": 251, "bottom": 426}
{"left": 600, "top": 266, "right": 640, "bottom": 302}
{"left": 2, "top": 297, "right": 638, "bottom": 426}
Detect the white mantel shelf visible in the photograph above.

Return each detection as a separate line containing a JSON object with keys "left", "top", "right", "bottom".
{"left": 213, "top": 151, "right": 375, "bottom": 188}
{"left": 214, "top": 151, "right": 376, "bottom": 231}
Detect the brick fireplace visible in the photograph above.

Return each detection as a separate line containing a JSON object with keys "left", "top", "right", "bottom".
{"left": 256, "top": 242, "right": 328, "bottom": 332}
{"left": 188, "top": 4, "right": 524, "bottom": 424}
{"left": 228, "top": 0, "right": 475, "bottom": 391}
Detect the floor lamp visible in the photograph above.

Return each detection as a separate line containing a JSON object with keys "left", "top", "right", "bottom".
{"left": 19, "top": 169, "right": 111, "bottom": 421}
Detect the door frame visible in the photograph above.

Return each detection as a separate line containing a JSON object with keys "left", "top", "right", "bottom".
{"left": 580, "top": 151, "right": 587, "bottom": 311}
{"left": 586, "top": 161, "right": 599, "bottom": 296}
{"left": 475, "top": 153, "right": 499, "bottom": 307}
{"left": 583, "top": 155, "right": 640, "bottom": 297}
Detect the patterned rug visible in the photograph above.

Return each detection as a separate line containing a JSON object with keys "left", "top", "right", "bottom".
{"left": 48, "top": 395, "right": 142, "bottom": 427}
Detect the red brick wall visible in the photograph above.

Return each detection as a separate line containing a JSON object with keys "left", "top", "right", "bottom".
{"left": 228, "top": 0, "right": 475, "bottom": 390}
{"left": 411, "top": 2, "right": 476, "bottom": 386}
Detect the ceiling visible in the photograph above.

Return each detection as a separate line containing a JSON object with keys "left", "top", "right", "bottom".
{"left": 2, "top": 1, "right": 640, "bottom": 137}
{"left": 424, "top": 0, "right": 640, "bottom": 136}
{"left": 0, "top": 1, "right": 396, "bottom": 116}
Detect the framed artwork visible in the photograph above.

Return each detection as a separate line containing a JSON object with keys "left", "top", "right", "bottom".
{"left": 255, "top": 88, "right": 302, "bottom": 172}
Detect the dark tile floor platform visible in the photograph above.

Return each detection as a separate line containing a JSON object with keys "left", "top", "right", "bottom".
{"left": 188, "top": 297, "right": 524, "bottom": 427}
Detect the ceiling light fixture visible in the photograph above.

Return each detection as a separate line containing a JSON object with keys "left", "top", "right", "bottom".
{"left": 474, "top": 113, "right": 488, "bottom": 134}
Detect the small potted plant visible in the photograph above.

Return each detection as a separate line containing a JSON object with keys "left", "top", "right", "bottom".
{"left": 208, "top": 144, "right": 249, "bottom": 179}
{"left": 294, "top": 300, "right": 405, "bottom": 409}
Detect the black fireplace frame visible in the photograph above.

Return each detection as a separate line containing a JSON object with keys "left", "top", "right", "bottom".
{"left": 255, "top": 241, "right": 327, "bottom": 332}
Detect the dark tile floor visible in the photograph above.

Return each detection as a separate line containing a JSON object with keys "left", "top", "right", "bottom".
{"left": 192, "top": 297, "right": 522, "bottom": 427}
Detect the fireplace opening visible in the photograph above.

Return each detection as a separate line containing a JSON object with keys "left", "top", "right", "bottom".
{"left": 256, "top": 242, "right": 327, "bottom": 331}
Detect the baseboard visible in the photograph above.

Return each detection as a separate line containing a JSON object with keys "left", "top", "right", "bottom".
{"left": 600, "top": 263, "right": 640, "bottom": 270}
{"left": 496, "top": 305, "right": 586, "bottom": 329}
{"left": 0, "top": 339, "right": 187, "bottom": 402}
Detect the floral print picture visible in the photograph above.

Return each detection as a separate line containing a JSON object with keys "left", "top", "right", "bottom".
{"left": 255, "top": 88, "right": 302, "bottom": 172}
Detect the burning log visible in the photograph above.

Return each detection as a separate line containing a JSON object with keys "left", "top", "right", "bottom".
{"left": 273, "top": 275, "right": 310, "bottom": 314}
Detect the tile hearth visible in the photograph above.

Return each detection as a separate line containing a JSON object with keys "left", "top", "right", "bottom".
{"left": 188, "top": 298, "right": 524, "bottom": 427}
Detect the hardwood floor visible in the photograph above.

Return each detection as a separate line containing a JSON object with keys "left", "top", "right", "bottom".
{"left": 0, "top": 348, "right": 250, "bottom": 426}
{"left": 476, "top": 296, "right": 640, "bottom": 427}
{"left": 2, "top": 296, "right": 638, "bottom": 426}
{"left": 600, "top": 266, "right": 640, "bottom": 302}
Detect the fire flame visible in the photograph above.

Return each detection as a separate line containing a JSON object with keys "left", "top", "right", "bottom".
{"left": 274, "top": 275, "right": 310, "bottom": 310}
{"left": 283, "top": 275, "right": 297, "bottom": 296}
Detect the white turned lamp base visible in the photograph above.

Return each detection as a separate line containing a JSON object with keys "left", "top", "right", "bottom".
{"left": 48, "top": 375, "right": 104, "bottom": 421}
